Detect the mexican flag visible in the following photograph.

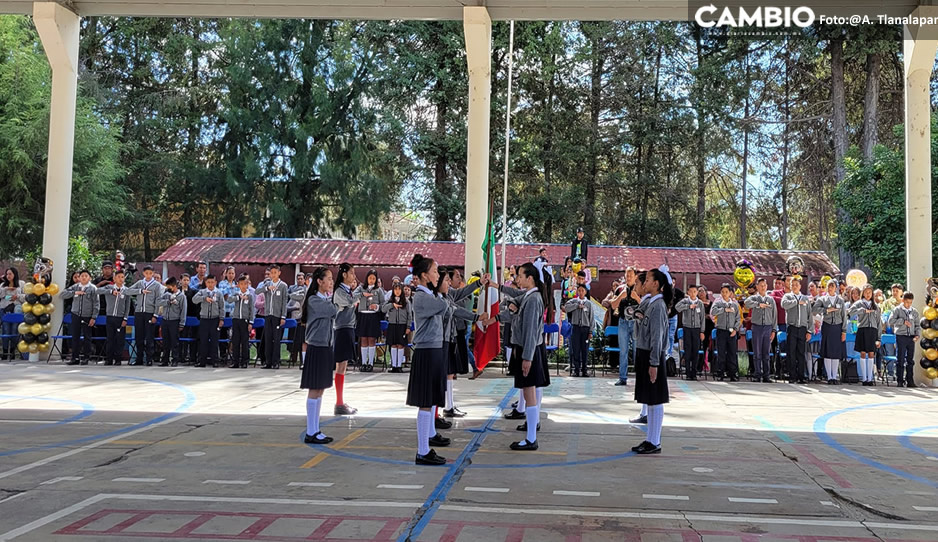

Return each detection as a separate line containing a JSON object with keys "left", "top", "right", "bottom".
{"left": 473, "top": 214, "right": 500, "bottom": 370}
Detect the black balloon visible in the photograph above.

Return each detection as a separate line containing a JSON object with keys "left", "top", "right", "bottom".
{"left": 23, "top": 333, "right": 36, "bottom": 343}
{"left": 921, "top": 338, "right": 935, "bottom": 350}
{"left": 921, "top": 358, "right": 932, "bottom": 369}
{"left": 38, "top": 314, "right": 50, "bottom": 325}
{"left": 23, "top": 313, "right": 37, "bottom": 325}
{"left": 921, "top": 318, "right": 932, "bottom": 330}
{"left": 25, "top": 293, "right": 39, "bottom": 304}
{"left": 36, "top": 332, "right": 49, "bottom": 343}
{"left": 38, "top": 293, "right": 52, "bottom": 304}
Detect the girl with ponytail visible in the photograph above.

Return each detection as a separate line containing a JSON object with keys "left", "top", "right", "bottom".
{"left": 332, "top": 262, "right": 359, "bottom": 416}
{"left": 631, "top": 266, "right": 672, "bottom": 455}
{"left": 300, "top": 267, "right": 338, "bottom": 444}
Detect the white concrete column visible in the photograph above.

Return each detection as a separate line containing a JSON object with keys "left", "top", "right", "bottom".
{"left": 463, "top": 6, "right": 491, "bottom": 273}
{"left": 34, "top": 2, "right": 80, "bottom": 345}
{"left": 903, "top": 13, "right": 938, "bottom": 387}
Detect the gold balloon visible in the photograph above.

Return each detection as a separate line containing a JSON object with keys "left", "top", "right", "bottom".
{"left": 845, "top": 269, "right": 868, "bottom": 289}
{"left": 926, "top": 348, "right": 938, "bottom": 361}
{"left": 42, "top": 323, "right": 51, "bottom": 333}
{"left": 23, "top": 282, "right": 34, "bottom": 295}
{"left": 27, "top": 343, "right": 39, "bottom": 353}
{"left": 926, "top": 307, "right": 938, "bottom": 321}
{"left": 45, "top": 302, "right": 54, "bottom": 314}
{"left": 38, "top": 342, "right": 50, "bottom": 353}
{"left": 30, "top": 323, "right": 42, "bottom": 335}
{"left": 17, "top": 340, "right": 29, "bottom": 353}
{"left": 926, "top": 367, "right": 938, "bottom": 380}
{"left": 31, "top": 283, "right": 45, "bottom": 296}
{"left": 46, "top": 283, "right": 59, "bottom": 295}
{"left": 21, "top": 302, "right": 32, "bottom": 314}
{"left": 31, "top": 304, "right": 45, "bottom": 316}
{"left": 924, "top": 328, "right": 938, "bottom": 341}
{"left": 17, "top": 323, "right": 30, "bottom": 335}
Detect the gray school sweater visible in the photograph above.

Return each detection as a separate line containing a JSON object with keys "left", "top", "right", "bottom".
{"left": 781, "top": 293, "right": 813, "bottom": 329}
{"left": 305, "top": 293, "right": 338, "bottom": 347}
{"left": 635, "top": 295, "right": 668, "bottom": 366}
{"left": 193, "top": 288, "right": 224, "bottom": 319}
{"left": 355, "top": 285, "right": 385, "bottom": 314}
{"left": 516, "top": 288, "right": 545, "bottom": 362}
{"left": 444, "top": 296, "right": 478, "bottom": 342}
{"left": 710, "top": 297, "right": 743, "bottom": 333}
{"left": 849, "top": 301, "right": 882, "bottom": 338}
{"left": 888, "top": 305, "right": 922, "bottom": 337}
{"left": 674, "top": 297, "right": 705, "bottom": 329}
{"left": 99, "top": 285, "right": 137, "bottom": 318}
{"left": 448, "top": 284, "right": 476, "bottom": 332}
{"left": 745, "top": 294, "right": 778, "bottom": 330}
{"left": 255, "top": 280, "right": 290, "bottom": 319}
{"left": 61, "top": 284, "right": 99, "bottom": 318}
{"left": 563, "top": 297, "right": 594, "bottom": 328}
{"left": 227, "top": 291, "right": 257, "bottom": 321}
{"left": 156, "top": 290, "right": 187, "bottom": 322}
{"left": 287, "top": 284, "right": 307, "bottom": 319}
{"left": 333, "top": 284, "right": 358, "bottom": 329}
{"left": 381, "top": 298, "right": 411, "bottom": 325}
{"left": 412, "top": 286, "right": 449, "bottom": 349}
{"left": 813, "top": 294, "right": 848, "bottom": 331}
{"left": 128, "top": 279, "right": 163, "bottom": 314}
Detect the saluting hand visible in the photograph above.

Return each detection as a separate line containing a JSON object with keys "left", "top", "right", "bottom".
{"left": 522, "top": 360, "right": 531, "bottom": 377}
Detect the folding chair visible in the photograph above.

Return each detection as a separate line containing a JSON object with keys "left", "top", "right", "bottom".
{"left": 48, "top": 312, "right": 72, "bottom": 362}
{"left": 250, "top": 317, "right": 265, "bottom": 367}
{"left": 602, "top": 325, "right": 620, "bottom": 377}
{"left": 880, "top": 333, "right": 897, "bottom": 385}
{"left": 376, "top": 320, "right": 389, "bottom": 372}
{"left": 279, "top": 318, "right": 297, "bottom": 367}
{"left": 1, "top": 312, "right": 24, "bottom": 361}
{"left": 178, "top": 316, "right": 201, "bottom": 366}
{"left": 543, "top": 322, "right": 560, "bottom": 375}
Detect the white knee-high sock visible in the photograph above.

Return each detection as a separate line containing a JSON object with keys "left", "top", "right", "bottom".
{"left": 517, "top": 390, "right": 526, "bottom": 413}
{"left": 306, "top": 398, "right": 321, "bottom": 437}
{"left": 426, "top": 407, "right": 438, "bottom": 438}
{"left": 857, "top": 357, "right": 866, "bottom": 381}
{"left": 393, "top": 349, "right": 400, "bottom": 367}
{"left": 445, "top": 380, "right": 455, "bottom": 410}
{"left": 647, "top": 404, "right": 664, "bottom": 446}
{"left": 361, "top": 347, "right": 369, "bottom": 365}
{"left": 301, "top": 350, "right": 306, "bottom": 363}
{"left": 866, "top": 358, "right": 875, "bottom": 381}
{"left": 640, "top": 404, "right": 648, "bottom": 417}
{"left": 536, "top": 387, "right": 543, "bottom": 408}
{"left": 506, "top": 347, "right": 513, "bottom": 363}
{"left": 417, "top": 410, "right": 431, "bottom": 455}
{"left": 370, "top": 346, "right": 377, "bottom": 365}
{"left": 525, "top": 405, "right": 539, "bottom": 444}
{"left": 832, "top": 359, "right": 840, "bottom": 381}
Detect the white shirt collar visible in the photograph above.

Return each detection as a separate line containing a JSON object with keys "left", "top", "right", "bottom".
{"left": 317, "top": 292, "right": 330, "bottom": 300}
{"left": 648, "top": 293, "right": 663, "bottom": 304}
{"left": 416, "top": 285, "right": 433, "bottom": 296}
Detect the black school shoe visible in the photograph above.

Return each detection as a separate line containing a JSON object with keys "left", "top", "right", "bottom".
{"left": 516, "top": 422, "right": 540, "bottom": 432}
{"left": 304, "top": 432, "right": 334, "bottom": 444}
{"left": 503, "top": 408, "right": 525, "bottom": 420}
{"left": 334, "top": 403, "right": 358, "bottom": 416}
{"left": 443, "top": 408, "right": 466, "bottom": 418}
{"left": 629, "top": 415, "right": 648, "bottom": 425}
{"left": 634, "top": 441, "right": 662, "bottom": 454}
{"left": 429, "top": 433, "right": 451, "bottom": 447}
{"left": 435, "top": 416, "right": 452, "bottom": 429}
{"left": 416, "top": 449, "right": 447, "bottom": 465}
{"left": 509, "top": 439, "right": 538, "bottom": 451}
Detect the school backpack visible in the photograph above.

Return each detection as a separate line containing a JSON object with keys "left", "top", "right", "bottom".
{"left": 666, "top": 356, "right": 677, "bottom": 378}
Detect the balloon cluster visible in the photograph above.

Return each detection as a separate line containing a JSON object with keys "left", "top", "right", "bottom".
{"left": 921, "top": 305, "right": 938, "bottom": 381}
{"left": 16, "top": 257, "right": 58, "bottom": 355}
{"left": 733, "top": 259, "right": 755, "bottom": 298}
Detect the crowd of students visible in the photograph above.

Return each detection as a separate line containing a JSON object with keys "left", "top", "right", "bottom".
{"left": 602, "top": 271, "right": 922, "bottom": 388}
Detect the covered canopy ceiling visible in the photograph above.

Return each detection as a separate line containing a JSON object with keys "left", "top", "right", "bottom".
{"left": 0, "top": 0, "right": 924, "bottom": 20}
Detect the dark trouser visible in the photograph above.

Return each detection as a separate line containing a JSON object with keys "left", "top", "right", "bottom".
{"left": 787, "top": 325, "right": 807, "bottom": 381}
{"left": 231, "top": 319, "right": 251, "bottom": 367}
{"left": 256, "top": 325, "right": 266, "bottom": 364}
{"left": 288, "top": 324, "right": 303, "bottom": 363}
{"left": 71, "top": 315, "right": 93, "bottom": 363}
{"left": 263, "top": 315, "right": 281, "bottom": 367}
{"left": 198, "top": 318, "right": 219, "bottom": 366}
{"left": 185, "top": 321, "right": 199, "bottom": 364}
{"left": 456, "top": 328, "right": 471, "bottom": 371}
{"left": 684, "top": 327, "right": 701, "bottom": 379}
{"left": 751, "top": 324, "right": 773, "bottom": 379}
{"left": 135, "top": 312, "right": 155, "bottom": 365}
{"left": 773, "top": 324, "right": 787, "bottom": 378}
{"left": 571, "top": 325, "right": 590, "bottom": 375}
{"left": 715, "top": 329, "right": 738, "bottom": 378}
{"left": 104, "top": 316, "right": 126, "bottom": 364}
{"left": 161, "top": 320, "right": 180, "bottom": 366}
{"left": 1, "top": 306, "right": 15, "bottom": 358}
{"left": 896, "top": 335, "right": 916, "bottom": 386}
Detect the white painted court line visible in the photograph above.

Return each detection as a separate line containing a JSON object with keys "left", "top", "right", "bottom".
{"left": 39, "top": 476, "right": 83, "bottom": 485}
{"left": 913, "top": 506, "right": 938, "bottom": 512}
{"left": 6, "top": 493, "right": 938, "bottom": 542}
{"left": 288, "top": 482, "right": 334, "bottom": 487}
{"left": 643, "top": 494, "right": 689, "bottom": 501}
{"left": 465, "top": 487, "right": 510, "bottom": 493}
{"left": 112, "top": 477, "right": 164, "bottom": 483}
{"left": 376, "top": 484, "right": 423, "bottom": 490}
{"left": 820, "top": 501, "right": 840, "bottom": 508}
{"left": 553, "top": 490, "right": 600, "bottom": 497}
{"left": 0, "top": 493, "right": 26, "bottom": 506}
{"left": 728, "top": 497, "right": 778, "bottom": 504}
{"left": 692, "top": 467, "right": 713, "bottom": 473}
{"left": 203, "top": 480, "right": 251, "bottom": 485}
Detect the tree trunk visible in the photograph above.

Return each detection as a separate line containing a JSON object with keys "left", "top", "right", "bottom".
{"left": 694, "top": 26, "right": 707, "bottom": 247}
{"left": 740, "top": 53, "right": 750, "bottom": 249}
{"left": 830, "top": 34, "right": 854, "bottom": 269}
{"left": 641, "top": 46, "right": 663, "bottom": 241}
{"left": 861, "top": 51, "right": 881, "bottom": 161}
{"left": 781, "top": 40, "right": 790, "bottom": 250}
{"left": 584, "top": 28, "right": 602, "bottom": 237}
{"left": 432, "top": 91, "right": 450, "bottom": 240}
{"left": 543, "top": 48, "right": 556, "bottom": 240}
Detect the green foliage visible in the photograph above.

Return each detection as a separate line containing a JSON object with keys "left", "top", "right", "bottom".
{"left": 834, "top": 119, "right": 938, "bottom": 289}
{"left": 26, "top": 236, "right": 104, "bottom": 277}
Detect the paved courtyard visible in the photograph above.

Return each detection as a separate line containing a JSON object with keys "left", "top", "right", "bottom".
{"left": 1, "top": 362, "right": 937, "bottom": 541}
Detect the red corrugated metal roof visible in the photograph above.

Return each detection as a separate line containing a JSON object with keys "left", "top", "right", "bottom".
{"left": 155, "top": 237, "right": 840, "bottom": 277}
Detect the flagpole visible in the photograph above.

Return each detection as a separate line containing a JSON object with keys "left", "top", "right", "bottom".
{"left": 499, "top": 20, "right": 515, "bottom": 285}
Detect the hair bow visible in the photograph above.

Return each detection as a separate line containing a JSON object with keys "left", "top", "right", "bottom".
{"left": 658, "top": 264, "right": 673, "bottom": 286}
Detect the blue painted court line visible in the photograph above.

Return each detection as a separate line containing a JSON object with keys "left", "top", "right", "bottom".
{"left": 478, "top": 379, "right": 501, "bottom": 395}
{"left": 566, "top": 423, "right": 580, "bottom": 463}
{"left": 0, "top": 373, "right": 195, "bottom": 457}
{"left": 584, "top": 377, "right": 594, "bottom": 398}
{"left": 754, "top": 415, "right": 794, "bottom": 443}
{"left": 897, "top": 425, "right": 938, "bottom": 457}
{"left": 814, "top": 399, "right": 938, "bottom": 489}
{"left": 0, "top": 395, "right": 95, "bottom": 436}
{"left": 395, "top": 388, "right": 515, "bottom": 542}
{"left": 675, "top": 381, "right": 700, "bottom": 401}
